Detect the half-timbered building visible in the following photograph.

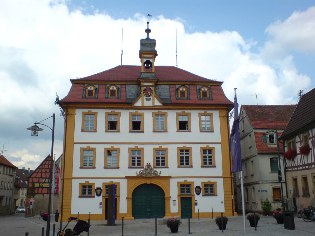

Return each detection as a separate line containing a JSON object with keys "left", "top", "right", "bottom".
{"left": 280, "top": 88, "right": 315, "bottom": 211}
{"left": 58, "top": 23, "right": 234, "bottom": 221}
{"left": 27, "top": 155, "right": 60, "bottom": 215}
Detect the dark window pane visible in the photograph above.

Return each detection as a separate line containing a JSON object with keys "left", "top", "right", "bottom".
{"left": 270, "top": 158, "right": 278, "bottom": 173}
{"left": 108, "top": 121, "right": 117, "bottom": 130}
{"left": 87, "top": 89, "right": 94, "bottom": 96}
{"left": 179, "top": 121, "right": 188, "bottom": 130}
{"left": 132, "top": 121, "right": 141, "bottom": 130}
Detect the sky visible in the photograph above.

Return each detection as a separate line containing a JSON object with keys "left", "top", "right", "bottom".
{"left": 1, "top": 0, "right": 314, "bottom": 170}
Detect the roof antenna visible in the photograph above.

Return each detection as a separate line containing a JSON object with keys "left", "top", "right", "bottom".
{"left": 120, "top": 28, "right": 124, "bottom": 66}
{"left": 253, "top": 93, "right": 261, "bottom": 105}
{"left": 176, "top": 28, "right": 178, "bottom": 67}
{"left": 255, "top": 93, "right": 258, "bottom": 105}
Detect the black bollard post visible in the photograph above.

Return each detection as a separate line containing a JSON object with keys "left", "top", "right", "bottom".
{"left": 188, "top": 218, "right": 191, "bottom": 234}
{"left": 53, "top": 223, "right": 55, "bottom": 236}
{"left": 88, "top": 212, "right": 91, "bottom": 236}
{"left": 78, "top": 212, "right": 80, "bottom": 219}
{"left": 221, "top": 213, "right": 223, "bottom": 232}
{"left": 25, "top": 233, "right": 29, "bottom": 236}
{"left": 212, "top": 208, "right": 213, "bottom": 219}
{"left": 254, "top": 212, "right": 257, "bottom": 231}
{"left": 198, "top": 209, "right": 200, "bottom": 221}
{"left": 41, "top": 227, "right": 45, "bottom": 236}
{"left": 155, "top": 217, "right": 157, "bottom": 236}
{"left": 122, "top": 217, "right": 124, "bottom": 236}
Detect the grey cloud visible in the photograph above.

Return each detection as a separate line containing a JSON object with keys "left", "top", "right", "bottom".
{"left": 0, "top": 46, "right": 38, "bottom": 87}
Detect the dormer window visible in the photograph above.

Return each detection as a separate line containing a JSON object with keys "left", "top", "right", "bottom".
{"left": 268, "top": 133, "right": 276, "bottom": 144}
{"left": 109, "top": 85, "right": 117, "bottom": 97}
{"left": 106, "top": 85, "right": 120, "bottom": 99}
{"left": 84, "top": 84, "right": 98, "bottom": 98}
{"left": 198, "top": 86, "right": 212, "bottom": 100}
{"left": 176, "top": 85, "right": 189, "bottom": 99}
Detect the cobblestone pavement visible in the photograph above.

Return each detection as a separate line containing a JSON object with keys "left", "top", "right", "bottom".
{"left": 1, "top": 214, "right": 315, "bottom": 236}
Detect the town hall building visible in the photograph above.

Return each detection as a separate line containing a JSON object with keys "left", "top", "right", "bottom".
{"left": 59, "top": 23, "right": 234, "bottom": 221}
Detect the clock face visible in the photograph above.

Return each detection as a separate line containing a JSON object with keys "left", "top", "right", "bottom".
{"left": 143, "top": 59, "right": 152, "bottom": 69}
{"left": 143, "top": 87, "right": 153, "bottom": 97}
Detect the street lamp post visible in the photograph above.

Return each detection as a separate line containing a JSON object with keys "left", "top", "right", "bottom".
{"left": 27, "top": 113, "right": 55, "bottom": 236}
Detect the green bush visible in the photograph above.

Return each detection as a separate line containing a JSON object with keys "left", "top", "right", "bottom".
{"left": 262, "top": 198, "right": 272, "bottom": 215}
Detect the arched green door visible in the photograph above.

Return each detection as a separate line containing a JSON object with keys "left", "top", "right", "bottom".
{"left": 132, "top": 184, "right": 165, "bottom": 219}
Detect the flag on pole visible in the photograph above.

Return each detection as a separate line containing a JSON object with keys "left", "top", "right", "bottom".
{"left": 230, "top": 89, "right": 242, "bottom": 173}
{"left": 52, "top": 155, "right": 56, "bottom": 193}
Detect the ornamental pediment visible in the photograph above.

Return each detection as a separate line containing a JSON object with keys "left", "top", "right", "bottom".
{"left": 136, "top": 163, "right": 161, "bottom": 177}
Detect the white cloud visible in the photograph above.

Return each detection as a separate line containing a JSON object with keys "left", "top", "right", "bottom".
{"left": 0, "top": 0, "right": 313, "bottom": 169}
{"left": 265, "top": 6, "right": 315, "bottom": 54}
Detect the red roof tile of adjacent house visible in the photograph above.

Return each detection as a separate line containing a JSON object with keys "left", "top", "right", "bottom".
{"left": 254, "top": 132, "right": 285, "bottom": 154}
{"left": 0, "top": 155, "right": 17, "bottom": 168}
{"left": 242, "top": 105, "right": 296, "bottom": 130}
{"left": 281, "top": 88, "right": 315, "bottom": 139}
{"left": 241, "top": 105, "right": 295, "bottom": 154}
{"left": 75, "top": 65, "right": 219, "bottom": 83}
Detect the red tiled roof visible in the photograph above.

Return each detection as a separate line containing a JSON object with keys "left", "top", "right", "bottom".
{"left": 16, "top": 169, "right": 33, "bottom": 188}
{"left": 60, "top": 65, "right": 233, "bottom": 107}
{"left": 75, "top": 65, "right": 219, "bottom": 83}
{"left": 281, "top": 88, "right": 315, "bottom": 139}
{"left": 0, "top": 155, "right": 17, "bottom": 168}
{"left": 241, "top": 105, "right": 296, "bottom": 129}
{"left": 254, "top": 132, "right": 284, "bottom": 154}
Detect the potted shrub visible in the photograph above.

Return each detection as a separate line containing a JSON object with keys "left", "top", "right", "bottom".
{"left": 215, "top": 216, "right": 228, "bottom": 230}
{"left": 272, "top": 208, "right": 284, "bottom": 224}
{"left": 247, "top": 213, "right": 260, "bottom": 227}
{"left": 166, "top": 217, "right": 181, "bottom": 233}
{"left": 261, "top": 198, "right": 272, "bottom": 215}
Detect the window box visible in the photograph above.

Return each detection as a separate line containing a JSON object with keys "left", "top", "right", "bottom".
{"left": 284, "top": 149, "right": 297, "bottom": 160}
{"left": 299, "top": 144, "right": 310, "bottom": 155}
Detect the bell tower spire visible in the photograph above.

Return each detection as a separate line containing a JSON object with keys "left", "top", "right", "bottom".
{"left": 139, "top": 19, "right": 157, "bottom": 79}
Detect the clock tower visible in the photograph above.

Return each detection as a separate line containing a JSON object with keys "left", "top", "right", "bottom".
{"left": 139, "top": 21, "right": 157, "bottom": 79}
{"left": 136, "top": 21, "right": 161, "bottom": 107}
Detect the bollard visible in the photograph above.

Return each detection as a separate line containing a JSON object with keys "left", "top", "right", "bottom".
{"left": 212, "top": 208, "right": 213, "bottom": 219}
{"left": 188, "top": 218, "right": 191, "bottom": 234}
{"left": 121, "top": 217, "right": 124, "bottom": 236}
{"left": 88, "top": 212, "right": 91, "bottom": 236}
{"left": 78, "top": 212, "right": 80, "bottom": 219}
{"left": 254, "top": 212, "right": 257, "bottom": 231}
{"left": 41, "top": 227, "right": 45, "bottom": 236}
{"left": 25, "top": 233, "right": 29, "bottom": 236}
{"left": 53, "top": 223, "right": 55, "bottom": 236}
{"left": 221, "top": 213, "right": 223, "bottom": 232}
{"left": 198, "top": 209, "right": 200, "bottom": 221}
{"left": 154, "top": 217, "right": 157, "bottom": 236}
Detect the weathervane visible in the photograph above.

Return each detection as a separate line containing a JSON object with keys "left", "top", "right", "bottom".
{"left": 146, "top": 14, "right": 152, "bottom": 39}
